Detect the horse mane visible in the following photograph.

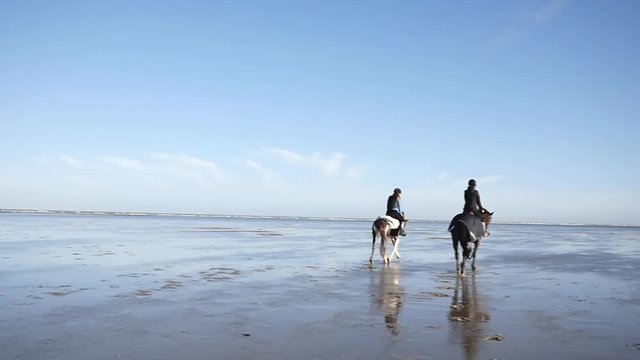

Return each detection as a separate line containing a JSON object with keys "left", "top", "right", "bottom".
{"left": 481, "top": 209, "right": 493, "bottom": 226}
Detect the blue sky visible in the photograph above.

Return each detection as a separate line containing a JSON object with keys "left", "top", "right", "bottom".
{"left": 1, "top": 0, "right": 639, "bottom": 225}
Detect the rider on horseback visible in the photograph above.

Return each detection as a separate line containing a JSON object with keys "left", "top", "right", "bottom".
{"left": 386, "top": 188, "right": 407, "bottom": 236}
{"left": 464, "top": 179, "right": 486, "bottom": 217}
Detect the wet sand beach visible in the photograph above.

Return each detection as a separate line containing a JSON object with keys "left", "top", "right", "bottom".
{"left": 1, "top": 213, "right": 639, "bottom": 359}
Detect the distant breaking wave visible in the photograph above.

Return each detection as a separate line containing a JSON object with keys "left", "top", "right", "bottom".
{"left": 0, "top": 208, "right": 366, "bottom": 222}
{"left": 1, "top": 208, "right": 638, "bottom": 228}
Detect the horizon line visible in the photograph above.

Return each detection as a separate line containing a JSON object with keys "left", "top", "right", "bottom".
{"left": 1, "top": 208, "right": 638, "bottom": 228}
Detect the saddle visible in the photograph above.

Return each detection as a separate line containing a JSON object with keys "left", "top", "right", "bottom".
{"left": 377, "top": 215, "right": 401, "bottom": 236}
{"left": 448, "top": 212, "right": 486, "bottom": 241}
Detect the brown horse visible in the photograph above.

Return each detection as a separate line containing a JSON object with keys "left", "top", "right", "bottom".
{"left": 449, "top": 209, "right": 493, "bottom": 275}
{"left": 370, "top": 216, "right": 402, "bottom": 265}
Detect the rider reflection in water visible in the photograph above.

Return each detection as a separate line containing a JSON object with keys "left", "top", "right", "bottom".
{"left": 386, "top": 188, "right": 407, "bottom": 236}
{"left": 373, "top": 266, "right": 404, "bottom": 336}
{"left": 449, "top": 274, "right": 491, "bottom": 360}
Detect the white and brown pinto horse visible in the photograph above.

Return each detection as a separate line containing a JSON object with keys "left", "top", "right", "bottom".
{"left": 370, "top": 216, "right": 402, "bottom": 265}
{"left": 448, "top": 209, "right": 493, "bottom": 275}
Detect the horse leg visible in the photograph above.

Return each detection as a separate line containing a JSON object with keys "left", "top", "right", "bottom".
{"left": 369, "top": 230, "right": 377, "bottom": 265}
{"left": 380, "top": 233, "right": 388, "bottom": 264}
{"left": 460, "top": 254, "right": 467, "bottom": 276}
{"left": 452, "top": 236, "right": 460, "bottom": 274}
{"left": 391, "top": 236, "right": 401, "bottom": 260}
{"left": 384, "top": 240, "right": 391, "bottom": 264}
{"left": 471, "top": 240, "right": 480, "bottom": 270}
{"left": 459, "top": 228, "right": 470, "bottom": 276}
{"left": 453, "top": 225, "right": 469, "bottom": 275}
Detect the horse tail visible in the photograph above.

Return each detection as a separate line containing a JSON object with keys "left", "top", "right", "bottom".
{"left": 374, "top": 218, "right": 389, "bottom": 238}
{"left": 374, "top": 218, "right": 387, "bottom": 232}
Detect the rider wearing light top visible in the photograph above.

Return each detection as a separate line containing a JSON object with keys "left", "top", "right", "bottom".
{"left": 386, "top": 188, "right": 407, "bottom": 236}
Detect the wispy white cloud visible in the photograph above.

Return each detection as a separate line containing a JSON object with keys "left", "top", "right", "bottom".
{"left": 59, "top": 153, "right": 229, "bottom": 191}
{"left": 492, "top": 0, "right": 569, "bottom": 46}
{"left": 59, "top": 154, "right": 111, "bottom": 172}
{"left": 311, "top": 151, "right": 344, "bottom": 176}
{"left": 52, "top": 148, "right": 365, "bottom": 214}
{"left": 478, "top": 174, "right": 504, "bottom": 184}
{"left": 533, "top": 0, "right": 569, "bottom": 23}
{"left": 344, "top": 166, "right": 362, "bottom": 180}
{"left": 436, "top": 172, "right": 450, "bottom": 181}
{"left": 60, "top": 155, "right": 83, "bottom": 167}
{"left": 98, "top": 156, "right": 148, "bottom": 171}
{"left": 262, "top": 147, "right": 355, "bottom": 177}
{"left": 152, "top": 153, "right": 228, "bottom": 182}
{"left": 264, "top": 148, "right": 306, "bottom": 164}
{"left": 59, "top": 148, "right": 362, "bottom": 191}
{"left": 244, "top": 159, "right": 279, "bottom": 182}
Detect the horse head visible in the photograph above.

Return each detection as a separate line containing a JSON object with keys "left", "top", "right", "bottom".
{"left": 481, "top": 209, "right": 493, "bottom": 227}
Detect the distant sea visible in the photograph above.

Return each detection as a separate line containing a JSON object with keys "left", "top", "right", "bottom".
{"left": 1, "top": 209, "right": 638, "bottom": 276}
{"left": 2, "top": 210, "right": 639, "bottom": 360}
{"left": 2, "top": 208, "right": 638, "bottom": 226}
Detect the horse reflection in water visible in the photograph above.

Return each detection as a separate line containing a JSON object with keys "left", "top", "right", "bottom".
{"left": 448, "top": 274, "right": 491, "bottom": 360}
{"left": 370, "top": 265, "right": 405, "bottom": 336}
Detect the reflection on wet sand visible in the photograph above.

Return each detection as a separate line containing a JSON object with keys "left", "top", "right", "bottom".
{"left": 371, "top": 265, "right": 405, "bottom": 336}
{"left": 449, "top": 274, "right": 491, "bottom": 360}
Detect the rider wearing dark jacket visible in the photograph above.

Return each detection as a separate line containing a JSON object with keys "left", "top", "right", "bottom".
{"left": 464, "top": 179, "right": 485, "bottom": 217}
{"left": 386, "top": 188, "right": 407, "bottom": 236}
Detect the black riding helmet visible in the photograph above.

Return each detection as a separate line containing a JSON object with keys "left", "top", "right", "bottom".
{"left": 468, "top": 179, "right": 476, "bottom": 186}
{"left": 393, "top": 188, "right": 402, "bottom": 195}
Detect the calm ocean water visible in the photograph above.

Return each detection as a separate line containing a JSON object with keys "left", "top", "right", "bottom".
{"left": 1, "top": 211, "right": 639, "bottom": 273}
{"left": 1, "top": 212, "right": 639, "bottom": 359}
{"left": 2, "top": 211, "right": 639, "bottom": 305}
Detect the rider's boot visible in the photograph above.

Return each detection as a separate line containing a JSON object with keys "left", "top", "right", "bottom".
{"left": 399, "top": 222, "right": 407, "bottom": 236}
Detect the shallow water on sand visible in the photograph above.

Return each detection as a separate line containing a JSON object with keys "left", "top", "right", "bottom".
{"left": 1, "top": 213, "right": 639, "bottom": 360}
